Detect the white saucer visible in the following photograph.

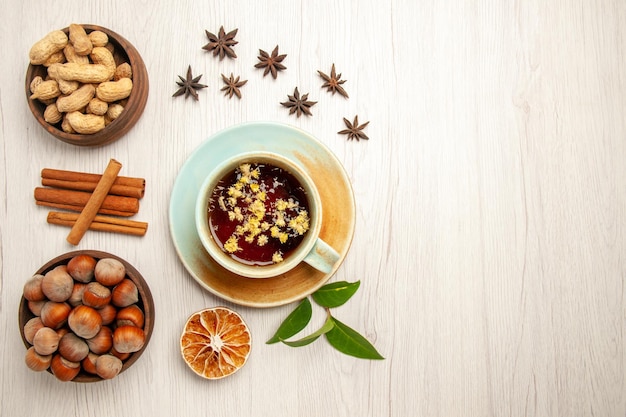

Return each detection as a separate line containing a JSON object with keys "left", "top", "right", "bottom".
{"left": 169, "top": 122, "right": 356, "bottom": 308}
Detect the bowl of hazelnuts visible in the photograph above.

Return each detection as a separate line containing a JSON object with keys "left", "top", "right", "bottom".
{"left": 25, "top": 24, "right": 149, "bottom": 146}
{"left": 19, "top": 250, "right": 154, "bottom": 382}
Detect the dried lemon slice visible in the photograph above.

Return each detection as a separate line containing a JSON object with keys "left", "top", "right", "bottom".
{"left": 180, "top": 307, "right": 251, "bottom": 379}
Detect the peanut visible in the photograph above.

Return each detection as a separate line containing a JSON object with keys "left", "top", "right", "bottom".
{"left": 30, "top": 76, "right": 44, "bottom": 94}
{"left": 43, "top": 51, "right": 66, "bottom": 67}
{"left": 29, "top": 30, "right": 69, "bottom": 65}
{"left": 30, "top": 80, "right": 61, "bottom": 101}
{"left": 61, "top": 114, "right": 75, "bottom": 133}
{"left": 90, "top": 47, "right": 116, "bottom": 79}
{"left": 113, "top": 63, "right": 132, "bottom": 81}
{"left": 86, "top": 97, "right": 108, "bottom": 116}
{"left": 57, "top": 78, "right": 80, "bottom": 95}
{"left": 88, "top": 30, "right": 109, "bottom": 47}
{"left": 44, "top": 103, "right": 63, "bottom": 124}
{"left": 96, "top": 78, "right": 132, "bottom": 102}
{"left": 56, "top": 84, "right": 96, "bottom": 113}
{"left": 106, "top": 103, "right": 124, "bottom": 121}
{"left": 64, "top": 44, "right": 90, "bottom": 64}
{"left": 56, "top": 63, "right": 112, "bottom": 83}
{"left": 66, "top": 111, "right": 105, "bottom": 134}
{"left": 69, "top": 24, "right": 92, "bottom": 56}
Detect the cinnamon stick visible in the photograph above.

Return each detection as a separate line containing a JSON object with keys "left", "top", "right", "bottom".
{"left": 41, "top": 168, "right": 145, "bottom": 190}
{"left": 47, "top": 211, "right": 148, "bottom": 237}
{"left": 41, "top": 178, "right": 144, "bottom": 199}
{"left": 34, "top": 188, "right": 139, "bottom": 216}
{"left": 67, "top": 159, "right": 123, "bottom": 245}
{"left": 35, "top": 201, "right": 137, "bottom": 217}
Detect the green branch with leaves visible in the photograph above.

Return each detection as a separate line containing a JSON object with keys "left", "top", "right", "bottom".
{"left": 267, "top": 281, "right": 384, "bottom": 360}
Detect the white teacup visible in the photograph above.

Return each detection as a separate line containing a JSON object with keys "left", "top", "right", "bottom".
{"left": 195, "top": 151, "right": 340, "bottom": 278}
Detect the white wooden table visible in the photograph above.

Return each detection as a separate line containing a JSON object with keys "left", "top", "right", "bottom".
{"left": 2, "top": 1, "right": 625, "bottom": 416}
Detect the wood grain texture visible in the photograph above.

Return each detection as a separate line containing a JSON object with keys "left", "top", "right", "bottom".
{"left": 1, "top": 0, "right": 625, "bottom": 416}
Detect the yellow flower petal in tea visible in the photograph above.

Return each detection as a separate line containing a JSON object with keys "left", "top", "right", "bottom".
{"left": 224, "top": 236, "right": 241, "bottom": 253}
{"left": 275, "top": 199, "right": 288, "bottom": 211}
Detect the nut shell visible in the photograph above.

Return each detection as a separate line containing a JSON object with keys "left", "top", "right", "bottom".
{"left": 86, "top": 325, "right": 113, "bottom": 354}
{"left": 40, "top": 301, "right": 71, "bottom": 329}
{"left": 95, "top": 354, "right": 123, "bottom": 379}
{"left": 41, "top": 266, "right": 74, "bottom": 302}
{"left": 82, "top": 281, "right": 111, "bottom": 308}
{"left": 116, "top": 304, "right": 144, "bottom": 328}
{"left": 58, "top": 332, "right": 90, "bottom": 362}
{"left": 111, "top": 278, "right": 138, "bottom": 307}
{"left": 113, "top": 325, "right": 145, "bottom": 353}
{"left": 97, "top": 303, "right": 117, "bottom": 325}
{"left": 25, "top": 346, "right": 52, "bottom": 372}
{"left": 50, "top": 354, "right": 80, "bottom": 381}
{"left": 68, "top": 305, "right": 102, "bottom": 339}
{"left": 81, "top": 352, "right": 99, "bottom": 374}
{"left": 23, "top": 275, "right": 46, "bottom": 301}
{"left": 32, "top": 327, "right": 61, "bottom": 355}
{"left": 94, "top": 257, "right": 126, "bottom": 286}
{"left": 67, "top": 254, "right": 96, "bottom": 283}
{"left": 23, "top": 317, "right": 45, "bottom": 344}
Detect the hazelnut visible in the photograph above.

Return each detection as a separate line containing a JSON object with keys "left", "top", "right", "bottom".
{"left": 67, "top": 254, "right": 96, "bottom": 283}
{"left": 56, "top": 327, "right": 69, "bottom": 338}
{"left": 111, "top": 279, "right": 138, "bottom": 307}
{"left": 41, "top": 266, "right": 74, "bottom": 302}
{"left": 50, "top": 354, "right": 80, "bottom": 381}
{"left": 95, "top": 354, "right": 123, "bottom": 379}
{"left": 32, "top": 327, "right": 60, "bottom": 355}
{"left": 82, "top": 352, "right": 99, "bottom": 374}
{"left": 97, "top": 304, "right": 117, "bottom": 325}
{"left": 58, "top": 332, "right": 89, "bottom": 362}
{"left": 24, "top": 346, "right": 52, "bottom": 372}
{"left": 40, "top": 301, "right": 71, "bottom": 329}
{"left": 109, "top": 346, "right": 131, "bottom": 361}
{"left": 68, "top": 282, "right": 86, "bottom": 307}
{"left": 68, "top": 305, "right": 102, "bottom": 339}
{"left": 23, "top": 317, "right": 45, "bottom": 344}
{"left": 28, "top": 300, "right": 46, "bottom": 316}
{"left": 95, "top": 258, "right": 126, "bottom": 286}
{"left": 23, "top": 274, "right": 46, "bottom": 301}
{"left": 113, "top": 325, "right": 145, "bottom": 353}
{"left": 116, "top": 305, "right": 144, "bottom": 328}
{"left": 86, "top": 325, "right": 113, "bottom": 354}
{"left": 82, "top": 282, "right": 111, "bottom": 308}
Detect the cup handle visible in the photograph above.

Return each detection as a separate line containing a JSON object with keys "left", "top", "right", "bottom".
{"left": 303, "top": 238, "right": 340, "bottom": 273}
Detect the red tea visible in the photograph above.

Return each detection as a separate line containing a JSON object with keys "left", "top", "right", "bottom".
{"left": 207, "top": 162, "right": 311, "bottom": 266}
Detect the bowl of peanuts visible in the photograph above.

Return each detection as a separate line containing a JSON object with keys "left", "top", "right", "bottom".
{"left": 19, "top": 250, "right": 155, "bottom": 382}
{"left": 25, "top": 24, "right": 149, "bottom": 147}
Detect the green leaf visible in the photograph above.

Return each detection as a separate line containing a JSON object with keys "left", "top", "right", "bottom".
{"left": 325, "top": 317, "right": 385, "bottom": 360}
{"left": 312, "top": 281, "right": 361, "bottom": 308}
{"left": 266, "top": 298, "right": 312, "bottom": 344}
{"left": 281, "top": 315, "right": 335, "bottom": 347}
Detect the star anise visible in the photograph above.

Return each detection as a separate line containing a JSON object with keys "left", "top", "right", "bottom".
{"left": 338, "top": 116, "right": 370, "bottom": 141}
{"left": 172, "top": 66, "right": 207, "bottom": 101}
{"left": 221, "top": 73, "right": 247, "bottom": 99}
{"left": 281, "top": 87, "right": 317, "bottom": 117}
{"left": 203, "top": 26, "right": 238, "bottom": 60}
{"left": 255, "top": 45, "right": 287, "bottom": 79}
{"left": 318, "top": 63, "right": 349, "bottom": 98}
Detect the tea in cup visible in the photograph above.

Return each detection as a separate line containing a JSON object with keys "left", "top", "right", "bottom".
{"left": 195, "top": 151, "right": 339, "bottom": 278}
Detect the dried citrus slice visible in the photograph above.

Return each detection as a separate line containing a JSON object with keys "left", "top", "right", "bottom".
{"left": 180, "top": 307, "right": 251, "bottom": 379}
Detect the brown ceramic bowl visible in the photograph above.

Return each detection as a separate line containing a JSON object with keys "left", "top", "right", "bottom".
{"left": 25, "top": 24, "right": 149, "bottom": 146}
{"left": 18, "top": 250, "right": 154, "bottom": 382}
